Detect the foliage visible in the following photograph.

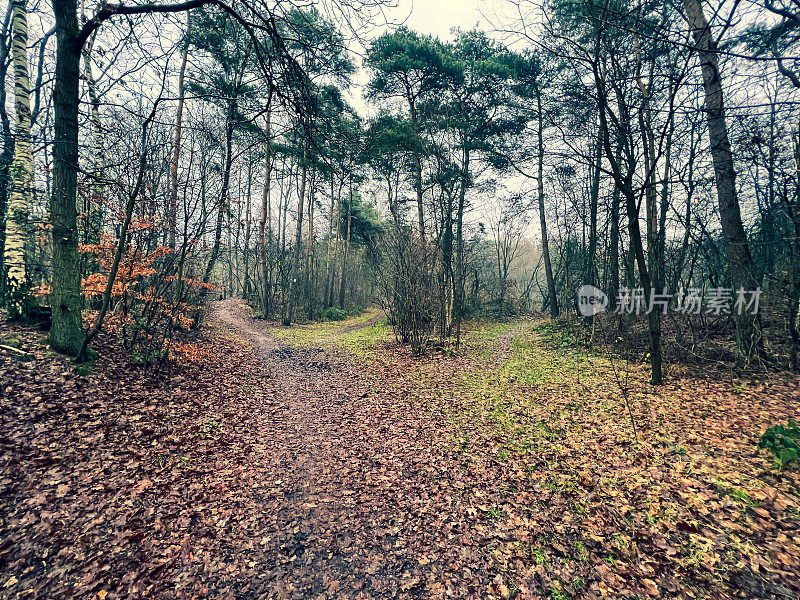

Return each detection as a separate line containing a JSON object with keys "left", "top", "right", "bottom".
{"left": 321, "top": 307, "right": 347, "bottom": 321}
{"left": 80, "top": 235, "right": 215, "bottom": 366}
{"left": 365, "top": 27, "right": 454, "bottom": 103}
{"left": 167, "top": 341, "right": 212, "bottom": 365}
{"left": 759, "top": 419, "right": 800, "bottom": 468}
{"left": 376, "top": 240, "right": 435, "bottom": 355}
{"left": 3, "top": 282, "right": 40, "bottom": 323}
{"left": 338, "top": 190, "right": 383, "bottom": 248}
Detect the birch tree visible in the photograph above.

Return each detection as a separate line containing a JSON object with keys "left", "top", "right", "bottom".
{"left": 3, "top": 0, "right": 32, "bottom": 314}
{"left": 0, "top": 5, "right": 13, "bottom": 265}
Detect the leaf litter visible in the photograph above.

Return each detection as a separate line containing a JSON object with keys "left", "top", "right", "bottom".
{"left": 0, "top": 304, "right": 798, "bottom": 599}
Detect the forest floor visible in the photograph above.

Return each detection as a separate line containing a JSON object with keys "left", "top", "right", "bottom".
{"left": 1, "top": 302, "right": 799, "bottom": 600}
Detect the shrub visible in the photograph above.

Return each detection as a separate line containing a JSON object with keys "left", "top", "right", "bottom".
{"left": 80, "top": 238, "right": 214, "bottom": 366}
{"left": 758, "top": 419, "right": 800, "bottom": 468}
{"left": 322, "top": 307, "right": 347, "bottom": 321}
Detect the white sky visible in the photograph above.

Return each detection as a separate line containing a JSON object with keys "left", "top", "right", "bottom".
{"left": 388, "top": 0, "right": 488, "bottom": 41}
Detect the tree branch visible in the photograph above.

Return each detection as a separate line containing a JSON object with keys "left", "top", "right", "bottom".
{"left": 79, "top": 0, "right": 217, "bottom": 47}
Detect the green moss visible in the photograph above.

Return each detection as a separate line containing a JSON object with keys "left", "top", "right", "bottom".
{"left": 550, "top": 587, "right": 571, "bottom": 600}
{"left": 73, "top": 363, "right": 94, "bottom": 376}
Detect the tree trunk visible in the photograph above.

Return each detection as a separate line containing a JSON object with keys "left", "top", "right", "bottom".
{"left": 495, "top": 223, "right": 505, "bottom": 316}
{"left": 306, "top": 178, "right": 315, "bottom": 320}
{"left": 628, "top": 182, "right": 662, "bottom": 384}
{"left": 409, "top": 101, "right": 426, "bottom": 246}
{"left": 278, "top": 161, "right": 290, "bottom": 306}
{"left": 454, "top": 144, "right": 469, "bottom": 349}
{"left": 787, "top": 130, "right": 800, "bottom": 370}
{"left": 595, "top": 60, "right": 662, "bottom": 383}
{"left": 228, "top": 202, "right": 237, "bottom": 297}
{"left": 585, "top": 117, "right": 603, "bottom": 326}
{"left": 3, "top": 0, "right": 33, "bottom": 312}
{"left": 684, "top": 0, "right": 762, "bottom": 357}
{"left": 50, "top": 0, "right": 84, "bottom": 355}
{"left": 672, "top": 122, "right": 698, "bottom": 291}
{"left": 327, "top": 176, "right": 344, "bottom": 307}
{"left": 324, "top": 170, "right": 336, "bottom": 308}
{"left": 637, "top": 60, "right": 663, "bottom": 384}
{"left": 535, "top": 84, "right": 558, "bottom": 318}
{"left": 587, "top": 120, "right": 602, "bottom": 288}
{"left": 284, "top": 149, "right": 307, "bottom": 326}
{"left": 168, "top": 24, "right": 189, "bottom": 250}
{"left": 257, "top": 120, "right": 272, "bottom": 316}
{"left": 339, "top": 183, "right": 351, "bottom": 310}
{"left": 608, "top": 136, "right": 624, "bottom": 313}
{"left": 609, "top": 181, "right": 621, "bottom": 311}
{"left": 81, "top": 31, "right": 103, "bottom": 245}
{"left": 0, "top": 4, "right": 14, "bottom": 281}
{"left": 441, "top": 190, "right": 454, "bottom": 336}
{"left": 658, "top": 109, "right": 674, "bottom": 291}
{"left": 200, "top": 99, "right": 235, "bottom": 302}
{"left": 242, "top": 157, "right": 252, "bottom": 297}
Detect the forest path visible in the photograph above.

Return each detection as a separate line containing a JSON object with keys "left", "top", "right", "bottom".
{"left": 208, "top": 299, "right": 478, "bottom": 599}
{"left": 211, "top": 298, "right": 284, "bottom": 354}
{"left": 492, "top": 321, "right": 528, "bottom": 363}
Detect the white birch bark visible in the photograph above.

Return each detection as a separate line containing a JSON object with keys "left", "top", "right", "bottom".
{"left": 3, "top": 0, "right": 32, "bottom": 305}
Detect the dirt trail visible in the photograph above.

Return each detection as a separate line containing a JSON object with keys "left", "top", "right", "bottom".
{"left": 489, "top": 321, "right": 528, "bottom": 365}
{"left": 211, "top": 298, "right": 284, "bottom": 354}
{"left": 207, "top": 299, "right": 488, "bottom": 599}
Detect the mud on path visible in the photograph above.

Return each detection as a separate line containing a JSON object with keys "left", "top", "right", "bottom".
{"left": 206, "top": 299, "right": 495, "bottom": 599}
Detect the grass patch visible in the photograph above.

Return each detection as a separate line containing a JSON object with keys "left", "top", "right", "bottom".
{"left": 712, "top": 479, "right": 761, "bottom": 508}
{"left": 459, "top": 320, "right": 520, "bottom": 359}
{"left": 500, "top": 332, "right": 590, "bottom": 387}
{"left": 534, "top": 320, "right": 581, "bottom": 350}
{"left": 450, "top": 324, "right": 594, "bottom": 423}
{"left": 269, "top": 308, "right": 380, "bottom": 347}
{"left": 465, "top": 320, "right": 519, "bottom": 341}
{"left": 333, "top": 318, "right": 390, "bottom": 360}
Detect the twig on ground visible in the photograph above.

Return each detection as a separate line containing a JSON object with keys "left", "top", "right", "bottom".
{"left": 0, "top": 344, "right": 27, "bottom": 355}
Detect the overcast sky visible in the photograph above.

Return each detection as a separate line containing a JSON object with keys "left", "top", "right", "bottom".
{"left": 388, "top": 0, "right": 489, "bottom": 41}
